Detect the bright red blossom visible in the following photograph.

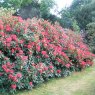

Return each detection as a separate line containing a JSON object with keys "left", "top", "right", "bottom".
{"left": 6, "top": 37, "right": 12, "bottom": 43}
{"left": 27, "top": 44, "right": 32, "bottom": 49}
{"left": 29, "top": 82, "right": 33, "bottom": 86}
{"left": 65, "top": 64, "right": 71, "bottom": 68}
{"left": 11, "top": 34, "right": 18, "bottom": 41}
{"left": 6, "top": 25, "right": 12, "bottom": 32}
{"left": 41, "top": 51, "right": 47, "bottom": 55}
{"left": 57, "top": 70, "right": 61, "bottom": 74}
{"left": 11, "top": 84, "right": 16, "bottom": 90}
{"left": 36, "top": 45, "right": 40, "bottom": 52}
{"left": 0, "top": 24, "right": 4, "bottom": 30}
{"left": 49, "top": 65, "right": 53, "bottom": 69}
{"left": 16, "top": 73, "right": 22, "bottom": 78}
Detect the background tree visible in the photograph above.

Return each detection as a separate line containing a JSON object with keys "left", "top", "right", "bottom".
{"left": 0, "top": 0, "right": 33, "bottom": 9}
{"left": 40, "top": 0, "right": 55, "bottom": 19}
{"left": 59, "top": 8, "right": 80, "bottom": 32}
{"left": 69, "top": 0, "right": 95, "bottom": 29}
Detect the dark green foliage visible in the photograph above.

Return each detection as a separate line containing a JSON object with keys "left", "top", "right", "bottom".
{"left": 69, "top": 0, "right": 95, "bottom": 29}
{"left": 59, "top": 8, "right": 80, "bottom": 31}
{"left": 40, "top": 0, "right": 55, "bottom": 19}
{"left": 85, "top": 22, "right": 95, "bottom": 53}
{"left": 0, "top": 0, "right": 33, "bottom": 9}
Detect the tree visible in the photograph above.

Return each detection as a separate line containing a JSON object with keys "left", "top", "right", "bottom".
{"left": 85, "top": 22, "right": 95, "bottom": 52}
{"left": 69, "top": 0, "right": 95, "bottom": 29}
{"left": 40, "top": 0, "right": 55, "bottom": 19}
{"left": 0, "top": 0, "right": 56, "bottom": 21}
{"left": 0, "top": 0, "right": 33, "bottom": 9}
{"left": 59, "top": 8, "right": 80, "bottom": 31}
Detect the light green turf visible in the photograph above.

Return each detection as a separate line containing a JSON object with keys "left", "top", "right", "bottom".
{"left": 16, "top": 63, "right": 95, "bottom": 95}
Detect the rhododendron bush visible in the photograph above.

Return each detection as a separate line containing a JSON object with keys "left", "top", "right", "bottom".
{"left": 0, "top": 8, "right": 94, "bottom": 94}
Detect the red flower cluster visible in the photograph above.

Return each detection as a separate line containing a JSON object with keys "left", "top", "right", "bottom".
{"left": 11, "top": 84, "right": 17, "bottom": 90}
{"left": 6, "top": 25, "right": 12, "bottom": 32}
{"left": 2, "top": 62, "right": 14, "bottom": 74}
{"left": 57, "top": 70, "right": 61, "bottom": 74}
{"left": 29, "top": 82, "right": 33, "bottom": 86}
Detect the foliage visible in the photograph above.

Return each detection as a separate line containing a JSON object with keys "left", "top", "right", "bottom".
{"left": 0, "top": 0, "right": 33, "bottom": 9}
{"left": 69, "top": 0, "right": 95, "bottom": 29}
{"left": 16, "top": 65, "right": 95, "bottom": 95}
{"left": 85, "top": 22, "right": 95, "bottom": 53}
{"left": 0, "top": 7, "right": 15, "bottom": 17}
{"left": 0, "top": 8, "right": 94, "bottom": 94}
{"left": 72, "top": 19, "right": 80, "bottom": 32}
{"left": 60, "top": 9, "right": 80, "bottom": 32}
{"left": 0, "top": 0, "right": 56, "bottom": 22}
{"left": 40, "top": 0, "right": 55, "bottom": 19}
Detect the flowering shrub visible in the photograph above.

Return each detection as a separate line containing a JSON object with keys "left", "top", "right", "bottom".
{"left": 0, "top": 8, "right": 94, "bottom": 94}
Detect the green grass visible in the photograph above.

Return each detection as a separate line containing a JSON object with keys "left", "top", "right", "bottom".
{"left": 15, "top": 64, "right": 95, "bottom": 95}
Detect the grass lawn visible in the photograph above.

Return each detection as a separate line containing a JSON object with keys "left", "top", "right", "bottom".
{"left": 16, "top": 64, "right": 95, "bottom": 95}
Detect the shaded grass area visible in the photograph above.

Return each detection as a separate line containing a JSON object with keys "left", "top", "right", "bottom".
{"left": 16, "top": 65, "right": 95, "bottom": 95}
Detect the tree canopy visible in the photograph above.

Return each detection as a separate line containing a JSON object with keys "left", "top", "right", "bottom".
{"left": 0, "top": 0, "right": 34, "bottom": 9}
{"left": 69, "top": 0, "right": 95, "bottom": 29}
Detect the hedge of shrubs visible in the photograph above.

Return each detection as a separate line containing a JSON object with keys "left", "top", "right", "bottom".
{"left": 0, "top": 8, "right": 94, "bottom": 94}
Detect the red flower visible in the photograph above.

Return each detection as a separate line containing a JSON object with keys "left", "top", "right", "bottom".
{"left": 0, "top": 24, "right": 4, "bottom": 30}
{"left": 29, "top": 82, "right": 33, "bottom": 86}
{"left": 44, "top": 43, "right": 47, "bottom": 47}
{"left": 8, "top": 69, "right": 14, "bottom": 74}
{"left": 56, "top": 58, "right": 62, "bottom": 63}
{"left": 36, "top": 45, "right": 40, "bottom": 52}
{"left": 49, "top": 65, "right": 53, "bottom": 69}
{"left": 11, "top": 84, "right": 16, "bottom": 90}
{"left": 11, "top": 49, "right": 15, "bottom": 53}
{"left": 57, "top": 70, "right": 61, "bottom": 74}
{"left": 9, "top": 74, "right": 18, "bottom": 82}
{"left": 65, "top": 64, "right": 71, "bottom": 68}
{"left": 81, "top": 61, "right": 86, "bottom": 66}
{"left": 8, "top": 74, "right": 14, "bottom": 79}
{"left": 16, "top": 73, "right": 22, "bottom": 78}
{"left": 45, "top": 54, "right": 49, "bottom": 58}
{"left": 27, "top": 44, "right": 32, "bottom": 49}
{"left": 11, "top": 34, "right": 18, "bottom": 41}
{"left": 12, "top": 76, "right": 18, "bottom": 82}
{"left": 2, "top": 64, "right": 7, "bottom": 71}
{"left": 6, "top": 25, "right": 12, "bottom": 32}
{"left": 36, "top": 56, "right": 40, "bottom": 58}
{"left": 18, "top": 16, "right": 23, "bottom": 22}
{"left": 41, "top": 51, "right": 47, "bottom": 55}
{"left": 0, "top": 32, "right": 5, "bottom": 37}
{"left": 19, "top": 50, "right": 23, "bottom": 55}
{"left": 6, "top": 62, "right": 11, "bottom": 68}
{"left": 44, "top": 67, "right": 48, "bottom": 71}
{"left": 4, "top": 57, "right": 8, "bottom": 60}
{"left": 19, "top": 40, "right": 24, "bottom": 44}
{"left": 6, "top": 37, "right": 12, "bottom": 43}
{"left": 21, "top": 56, "right": 28, "bottom": 60}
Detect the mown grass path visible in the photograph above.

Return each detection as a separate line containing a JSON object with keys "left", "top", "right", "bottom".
{"left": 17, "top": 62, "right": 95, "bottom": 95}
